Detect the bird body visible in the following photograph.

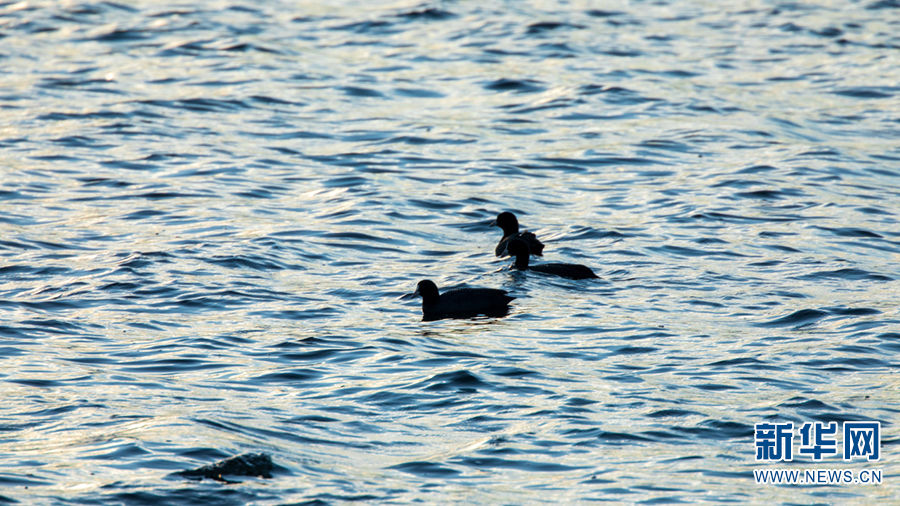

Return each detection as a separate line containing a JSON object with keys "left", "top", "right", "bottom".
{"left": 414, "top": 280, "right": 514, "bottom": 320}
{"left": 507, "top": 239, "right": 598, "bottom": 280}
{"left": 528, "top": 262, "right": 598, "bottom": 280}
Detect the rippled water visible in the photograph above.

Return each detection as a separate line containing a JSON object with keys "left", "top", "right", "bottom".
{"left": 1, "top": 0, "right": 898, "bottom": 503}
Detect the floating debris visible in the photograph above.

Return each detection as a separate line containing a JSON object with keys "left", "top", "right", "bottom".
{"left": 175, "top": 453, "right": 283, "bottom": 482}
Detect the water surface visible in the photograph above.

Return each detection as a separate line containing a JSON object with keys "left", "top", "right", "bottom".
{"left": 1, "top": 0, "right": 898, "bottom": 503}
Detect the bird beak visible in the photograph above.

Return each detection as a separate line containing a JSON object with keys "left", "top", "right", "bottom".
{"left": 490, "top": 219, "right": 498, "bottom": 227}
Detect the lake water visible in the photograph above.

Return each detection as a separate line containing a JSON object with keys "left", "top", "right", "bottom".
{"left": 1, "top": 0, "right": 898, "bottom": 503}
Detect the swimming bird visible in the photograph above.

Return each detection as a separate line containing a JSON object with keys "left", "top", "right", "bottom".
{"left": 413, "top": 279, "right": 515, "bottom": 321}
{"left": 493, "top": 211, "right": 544, "bottom": 257}
{"left": 507, "top": 238, "right": 598, "bottom": 280}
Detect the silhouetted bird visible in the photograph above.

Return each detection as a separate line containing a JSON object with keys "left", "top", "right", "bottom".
{"left": 507, "top": 238, "right": 598, "bottom": 280}
{"left": 493, "top": 211, "right": 544, "bottom": 257}
{"left": 413, "top": 279, "right": 514, "bottom": 321}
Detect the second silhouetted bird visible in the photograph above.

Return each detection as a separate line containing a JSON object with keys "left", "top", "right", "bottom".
{"left": 492, "top": 211, "right": 544, "bottom": 257}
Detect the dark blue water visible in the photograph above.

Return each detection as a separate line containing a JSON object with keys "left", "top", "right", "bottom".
{"left": 1, "top": 1, "right": 898, "bottom": 503}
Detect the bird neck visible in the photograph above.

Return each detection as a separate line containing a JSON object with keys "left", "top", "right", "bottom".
{"left": 514, "top": 251, "right": 530, "bottom": 270}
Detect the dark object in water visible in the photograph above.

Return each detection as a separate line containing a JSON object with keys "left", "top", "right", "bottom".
{"left": 493, "top": 211, "right": 544, "bottom": 257}
{"left": 507, "top": 238, "right": 598, "bottom": 280}
{"left": 414, "top": 279, "right": 514, "bottom": 321}
{"left": 175, "top": 453, "right": 281, "bottom": 482}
